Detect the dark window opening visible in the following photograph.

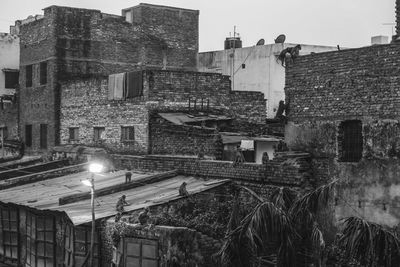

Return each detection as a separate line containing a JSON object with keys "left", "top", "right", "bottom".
{"left": 40, "top": 62, "right": 47, "bottom": 85}
{"left": 25, "top": 124, "right": 32, "bottom": 148}
{"left": 121, "top": 126, "right": 135, "bottom": 141}
{"left": 0, "top": 127, "right": 7, "bottom": 140}
{"left": 4, "top": 71, "right": 19, "bottom": 89}
{"left": 338, "top": 120, "right": 363, "bottom": 162}
{"left": 93, "top": 127, "right": 105, "bottom": 142}
{"left": 69, "top": 128, "right": 79, "bottom": 141}
{"left": 26, "top": 65, "right": 33, "bottom": 87}
{"left": 40, "top": 124, "right": 47, "bottom": 149}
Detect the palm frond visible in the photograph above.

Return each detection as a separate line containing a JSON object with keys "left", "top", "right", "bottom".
{"left": 290, "top": 179, "right": 337, "bottom": 218}
{"left": 338, "top": 216, "right": 400, "bottom": 266}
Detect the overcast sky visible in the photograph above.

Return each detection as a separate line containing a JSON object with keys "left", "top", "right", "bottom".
{"left": 0, "top": 0, "right": 394, "bottom": 52}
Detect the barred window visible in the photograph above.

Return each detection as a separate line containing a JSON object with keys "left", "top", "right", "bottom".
{"left": 338, "top": 120, "right": 363, "bottom": 162}
{"left": 121, "top": 126, "right": 135, "bottom": 141}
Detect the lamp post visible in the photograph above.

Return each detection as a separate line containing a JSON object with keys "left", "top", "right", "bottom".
{"left": 82, "top": 162, "right": 103, "bottom": 267}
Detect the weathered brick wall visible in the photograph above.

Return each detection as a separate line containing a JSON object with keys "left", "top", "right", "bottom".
{"left": 60, "top": 78, "right": 149, "bottom": 153}
{"left": 149, "top": 114, "right": 221, "bottom": 157}
{"left": 286, "top": 44, "right": 400, "bottom": 123}
{"left": 144, "top": 69, "right": 266, "bottom": 123}
{"left": 0, "top": 103, "right": 18, "bottom": 139}
{"left": 113, "top": 154, "right": 311, "bottom": 187}
{"left": 130, "top": 4, "right": 199, "bottom": 70}
{"left": 285, "top": 43, "right": 400, "bottom": 226}
{"left": 18, "top": 4, "right": 201, "bottom": 153}
{"left": 396, "top": 0, "right": 400, "bottom": 39}
{"left": 19, "top": 13, "right": 58, "bottom": 151}
{"left": 229, "top": 91, "right": 266, "bottom": 123}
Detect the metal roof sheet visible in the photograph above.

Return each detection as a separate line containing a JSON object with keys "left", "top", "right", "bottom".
{"left": 0, "top": 170, "right": 229, "bottom": 225}
{"left": 158, "top": 112, "right": 231, "bottom": 125}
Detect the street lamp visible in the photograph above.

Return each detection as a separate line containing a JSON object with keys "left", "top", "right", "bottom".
{"left": 82, "top": 162, "right": 103, "bottom": 267}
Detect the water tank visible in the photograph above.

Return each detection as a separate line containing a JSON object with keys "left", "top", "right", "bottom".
{"left": 224, "top": 37, "right": 242, "bottom": 50}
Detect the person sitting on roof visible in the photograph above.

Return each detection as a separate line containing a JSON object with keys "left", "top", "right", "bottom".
{"left": 116, "top": 195, "right": 130, "bottom": 213}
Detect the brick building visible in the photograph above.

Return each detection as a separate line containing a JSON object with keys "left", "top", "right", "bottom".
{"left": 60, "top": 69, "right": 266, "bottom": 155}
{"left": 284, "top": 0, "right": 400, "bottom": 227}
{"left": 17, "top": 4, "right": 199, "bottom": 153}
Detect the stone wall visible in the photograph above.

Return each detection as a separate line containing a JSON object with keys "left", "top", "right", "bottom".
{"left": 60, "top": 78, "right": 149, "bottom": 153}
{"left": 284, "top": 43, "right": 400, "bottom": 226}
{"left": 149, "top": 113, "right": 221, "bottom": 157}
{"left": 60, "top": 69, "right": 266, "bottom": 154}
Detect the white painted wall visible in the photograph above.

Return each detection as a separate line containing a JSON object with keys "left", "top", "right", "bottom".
{"left": 198, "top": 43, "right": 337, "bottom": 118}
{"left": 254, "top": 140, "right": 277, "bottom": 163}
{"left": 0, "top": 33, "right": 19, "bottom": 96}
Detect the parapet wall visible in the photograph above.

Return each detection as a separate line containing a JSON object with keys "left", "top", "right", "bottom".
{"left": 112, "top": 153, "right": 311, "bottom": 187}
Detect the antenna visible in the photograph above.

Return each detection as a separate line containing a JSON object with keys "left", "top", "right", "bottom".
{"left": 274, "top": 34, "right": 286, "bottom": 44}
{"left": 383, "top": 23, "right": 395, "bottom": 36}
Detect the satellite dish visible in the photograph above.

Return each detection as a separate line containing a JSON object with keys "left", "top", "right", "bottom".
{"left": 274, "top": 34, "right": 286, "bottom": 44}
{"left": 256, "top": 39, "right": 265, "bottom": 46}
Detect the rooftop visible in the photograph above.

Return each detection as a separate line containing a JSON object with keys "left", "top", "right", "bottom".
{"left": 0, "top": 169, "right": 229, "bottom": 225}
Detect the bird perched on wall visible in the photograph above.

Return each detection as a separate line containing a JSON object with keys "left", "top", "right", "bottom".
{"left": 179, "top": 182, "right": 189, "bottom": 197}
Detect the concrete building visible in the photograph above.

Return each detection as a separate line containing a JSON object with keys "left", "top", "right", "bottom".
{"left": 0, "top": 33, "right": 19, "bottom": 97}
{"left": 17, "top": 4, "right": 199, "bottom": 154}
{"left": 198, "top": 42, "right": 337, "bottom": 118}
{"left": 0, "top": 32, "right": 19, "bottom": 147}
{"left": 284, "top": 0, "right": 400, "bottom": 227}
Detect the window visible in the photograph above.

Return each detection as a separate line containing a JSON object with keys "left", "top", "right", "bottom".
{"left": 40, "top": 62, "right": 47, "bottom": 85}
{"left": 123, "top": 238, "right": 158, "bottom": 267}
{"left": 0, "top": 127, "right": 7, "bottom": 140}
{"left": 69, "top": 127, "right": 79, "bottom": 141}
{"left": 26, "top": 65, "right": 33, "bottom": 87}
{"left": 4, "top": 71, "right": 19, "bottom": 89}
{"left": 25, "top": 124, "right": 32, "bottom": 148}
{"left": 74, "top": 226, "right": 100, "bottom": 266}
{"left": 121, "top": 126, "right": 135, "bottom": 141}
{"left": 0, "top": 205, "right": 19, "bottom": 263}
{"left": 26, "top": 212, "right": 55, "bottom": 267}
{"left": 40, "top": 124, "right": 47, "bottom": 149}
{"left": 93, "top": 127, "right": 105, "bottom": 142}
{"left": 338, "top": 120, "right": 363, "bottom": 162}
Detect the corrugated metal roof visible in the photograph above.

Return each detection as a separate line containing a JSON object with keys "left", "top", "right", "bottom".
{"left": 0, "top": 170, "right": 229, "bottom": 225}
{"left": 158, "top": 112, "right": 231, "bottom": 125}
